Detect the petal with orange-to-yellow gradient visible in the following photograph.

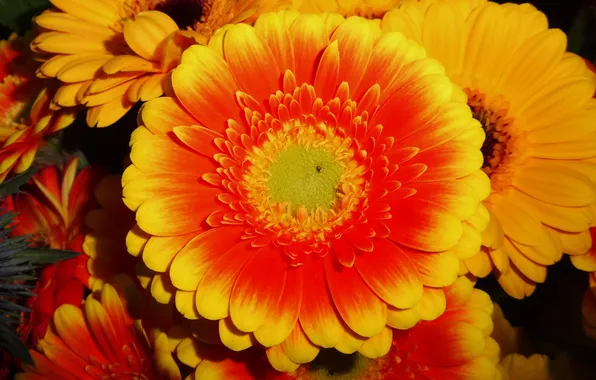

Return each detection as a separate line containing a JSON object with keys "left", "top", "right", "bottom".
{"left": 253, "top": 267, "right": 302, "bottom": 347}
{"left": 386, "top": 198, "right": 463, "bottom": 252}
{"left": 325, "top": 257, "right": 387, "bottom": 338}
{"left": 139, "top": 97, "right": 197, "bottom": 136}
{"left": 170, "top": 227, "right": 244, "bottom": 291}
{"left": 172, "top": 45, "right": 240, "bottom": 134}
{"left": 355, "top": 238, "right": 423, "bottom": 309}
{"left": 229, "top": 247, "right": 287, "bottom": 333}
{"left": 298, "top": 260, "right": 344, "bottom": 348}
{"left": 196, "top": 241, "right": 257, "bottom": 321}
{"left": 289, "top": 14, "right": 329, "bottom": 85}
{"left": 224, "top": 24, "right": 280, "bottom": 103}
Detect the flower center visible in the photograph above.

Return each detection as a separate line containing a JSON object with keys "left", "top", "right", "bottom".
{"left": 126, "top": 0, "right": 206, "bottom": 29}
{"left": 466, "top": 89, "right": 514, "bottom": 177}
{"left": 241, "top": 121, "right": 366, "bottom": 248}
{"left": 268, "top": 145, "right": 343, "bottom": 212}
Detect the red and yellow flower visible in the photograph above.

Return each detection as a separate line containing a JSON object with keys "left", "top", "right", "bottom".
{"left": 31, "top": 0, "right": 290, "bottom": 127}
{"left": 382, "top": 0, "right": 596, "bottom": 298}
{"left": 16, "top": 280, "right": 181, "bottom": 380}
{"left": 174, "top": 277, "right": 500, "bottom": 379}
{"left": 0, "top": 34, "right": 76, "bottom": 183}
{"left": 124, "top": 10, "right": 489, "bottom": 369}
{"left": 2, "top": 157, "right": 102, "bottom": 346}
{"left": 83, "top": 173, "right": 139, "bottom": 291}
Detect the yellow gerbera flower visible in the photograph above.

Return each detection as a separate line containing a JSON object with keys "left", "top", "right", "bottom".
{"left": 124, "top": 9, "right": 489, "bottom": 369}
{"left": 382, "top": 0, "right": 596, "bottom": 299}
{"left": 31, "top": 0, "right": 289, "bottom": 127}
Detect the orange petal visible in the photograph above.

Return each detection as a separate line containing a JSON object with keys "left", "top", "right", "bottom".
{"left": 172, "top": 45, "right": 240, "bottom": 134}
{"left": 253, "top": 267, "right": 303, "bottom": 347}
{"left": 281, "top": 321, "right": 320, "bottom": 364}
{"left": 386, "top": 198, "right": 463, "bottom": 252}
{"left": 229, "top": 247, "right": 287, "bottom": 332}
{"left": 290, "top": 14, "right": 329, "bottom": 85}
{"left": 254, "top": 12, "right": 295, "bottom": 74}
{"left": 355, "top": 239, "right": 423, "bottom": 309}
{"left": 170, "top": 227, "right": 244, "bottom": 291}
{"left": 223, "top": 24, "right": 279, "bottom": 102}
{"left": 298, "top": 260, "right": 344, "bottom": 348}
{"left": 325, "top": 258, "right": 386, "bottom": 338}
{"left": 196, "top": 241, "right": 257, "bottom": 320}
{"left": 143, "top": 233, "right": 195, "bottom": 272}
{"left": 140, "top": 97, "right": 197, "bottom": 135}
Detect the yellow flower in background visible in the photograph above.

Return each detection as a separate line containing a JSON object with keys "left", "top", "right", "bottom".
{"left": 499, "top": 354, "right": 552, "bottom": 380}
{"left": 83, "top": 174, "right": 139, "bottom": 291}
{"left": 31, "top": 0, "right": 290, "bottom": 127}
{"left": 124, "top": 10, "right": 489, "bottom": 370}
{"left": 291, "top": 0, "right": 401, "bottom": 18}
{"left": 383, "top": 0, "right": 596, "bottom": 299}
{"left": 16, "top": 280, "right": 181, "bottom": 380}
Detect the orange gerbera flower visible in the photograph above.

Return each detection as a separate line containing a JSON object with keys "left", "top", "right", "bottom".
{"left": 2, "top": 157, "right": 103, "bottom": 346}
{"left": 16, "top": 281, "right": 181, "bottom": 380}
{"left": 83, "top": 174, "right": 138, "bottom": 291}
{"left": 124, "top": 10, "right": 489, "bottom": 368}
{"left": 382, "top": 0, "right": 596, "bottom": 299}
{"left": 0, "top": 34, "right": 76, "bottom": 183}
{"left": 174, "top": 277, "right": 500, "bottom": 379}
{"left": 31, "top": 0, "right": 290, "bottom": 127}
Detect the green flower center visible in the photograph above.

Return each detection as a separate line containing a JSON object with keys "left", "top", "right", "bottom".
{"left": 268, "top": 144, "right": 343, "bottom": 211}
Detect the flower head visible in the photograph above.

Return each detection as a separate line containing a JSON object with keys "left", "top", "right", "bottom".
{"left": 83, "top": 174, "right": 138, "bottom": 291}
{"left": 16, "top": 280, "right": 181, "bottom": 380}
{"left": 382, "top": 0, "right": 596, "bottom": 299}
{"left": 124, "top": 10, "right": 488, "bottom": 369}
{"left": 31, "top": 0, "right": 290, "bottom": 127}
{"left": 2, "top": 157, "right": 103, "bottom": 346}
{"left": 0, "top": 34, "right": 76, "bottom": 183}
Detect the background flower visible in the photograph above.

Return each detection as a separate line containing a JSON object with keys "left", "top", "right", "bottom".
{"left": 0, "top": 34, "right": 76, "bottom": 183}
{"left": 83, "top": 173, "right": 138, "bottom": 291}
{"left": 16, "top": 280, "right": 182, "bottom": 380}
{"left": 124, "top": 10, "right": 489, "bottom": 370}
{"left": 31, "top": 0, "right": 290, "bottom": 127}
{"left": 382, "top": 0, "right": 596, "bottom": 299}
{"left": 2, "top": 157, "right": 103, "bottom": 346}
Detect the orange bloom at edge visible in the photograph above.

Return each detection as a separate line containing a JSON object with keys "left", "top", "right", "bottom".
{"left": 16, "top": 280, "right": 181, "bottom": 380}
{"left": 2, "top": 157, "right": 103, "bottom": 347}
{"left": 0, "top": 34, "right": 76, "bottom": 183}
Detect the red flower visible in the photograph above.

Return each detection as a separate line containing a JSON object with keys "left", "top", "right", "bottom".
{"left": 3, "top": 157, "right": 103, "bottom": 347}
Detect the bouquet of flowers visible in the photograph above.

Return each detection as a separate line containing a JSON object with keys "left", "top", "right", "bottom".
{"left": 1, "top": 0, "right": 596, "bottom": 379}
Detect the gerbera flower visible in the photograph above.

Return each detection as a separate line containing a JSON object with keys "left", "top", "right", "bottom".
{"left": 291, "top": 0, "right": 401, "bottom": 18}
{"left": 16, "top": 281, "right": 182, "bottom": 380}
{"left": 124, "top": 10, "right": 489, "bottom": 368}
{"left": 31, "top": 0, "right": 290, "bottom": 127}
{"left": 175, "top": 276, "right": 500, "bottom": 379}
{"left": 1, "top": 34, "right": 76, "bottom": 183}
{"left": 382, "top": 0, "right": 596, "bottom": 299}
{"left": 2, "top": 157, "right": 103, "bottom": 346}
{"left": 83, "top": 173, "right": 138, "bottom": 291}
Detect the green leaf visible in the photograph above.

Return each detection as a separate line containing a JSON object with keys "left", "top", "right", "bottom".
{"left": 0, "top": 168, "right": 36, "bottom": 198}
{"left": 567, "top": 8, "right": 588, "bottom": 54}
{"left": 0, "top": 0, "right": 50, "bottom": 34}
{"left": 13, "top": 248, "right": 81, "bottom": 264}
{"left": 0, "top": 323, "right": 32, "bottom": 365}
